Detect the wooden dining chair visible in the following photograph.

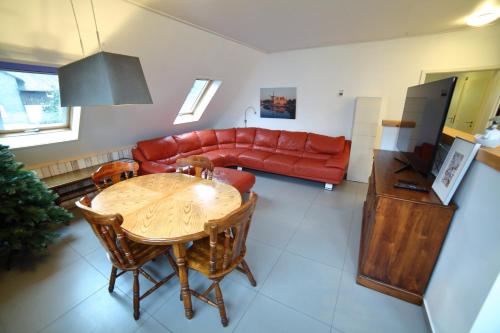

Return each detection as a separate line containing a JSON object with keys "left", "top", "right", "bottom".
{"left": 91, "top": 160, "right": 139, "bottom": 191}
{"left": 183, "top": 192, "right": 258, "bottom": 326}
{"left": 76, "top": 195, "right": 178, "bottom": 320}
{"left": 176, "top": 155, "right": 214, "bottom": 180}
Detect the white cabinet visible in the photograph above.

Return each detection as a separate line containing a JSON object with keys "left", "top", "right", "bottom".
{"left": 347, "top": 97, "right": 383, "bottom": 183}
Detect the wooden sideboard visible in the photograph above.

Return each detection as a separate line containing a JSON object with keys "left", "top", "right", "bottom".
{"left": 357, "top": 150, "right": 456, "bottom": 304}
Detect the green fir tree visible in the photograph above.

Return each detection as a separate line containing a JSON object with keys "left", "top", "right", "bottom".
{"left": 0, "top": 145, "right": 72, "bottom": 268}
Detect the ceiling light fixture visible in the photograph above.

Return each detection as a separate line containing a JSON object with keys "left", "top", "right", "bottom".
{"left": 466, "top": 3, "right": 500, "bottom": 27}
{"left": 58, "top": 0, "right": 153, "bottom": 107}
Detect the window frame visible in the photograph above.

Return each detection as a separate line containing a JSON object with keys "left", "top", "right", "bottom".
{"left": 0, "top": 61, "right": 81, "bottom": 149}
{"left": 174, "top": 78, "right": 222, "bottom": 125}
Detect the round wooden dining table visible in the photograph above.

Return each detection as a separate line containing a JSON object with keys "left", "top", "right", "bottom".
{"left": 91, "top": 172, "right": 242, "bottom": 319}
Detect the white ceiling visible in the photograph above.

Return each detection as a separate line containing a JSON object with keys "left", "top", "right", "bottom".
{"left": 126, "top": 0, "right": 499, "bottom": 52}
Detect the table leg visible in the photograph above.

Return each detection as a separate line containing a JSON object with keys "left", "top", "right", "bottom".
{"left": 173, "top": 243, "right": 193, "bottom": 319}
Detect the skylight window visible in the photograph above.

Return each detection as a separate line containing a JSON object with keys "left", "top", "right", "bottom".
{"left": 174, "top": 79, "right": 221, "bottom": 124}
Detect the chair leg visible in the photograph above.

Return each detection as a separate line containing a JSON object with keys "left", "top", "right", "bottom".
{"left": 240, "top": 259, "right": 257, "bottom": 287}
{"left": 133, "top": 269, "right": 140, "bottom": 320}
{"left": 214, "top": 282, "right": 228, "bottom": 327}
{"left": 109, "top": 266, "right": 118, "bottom": 293}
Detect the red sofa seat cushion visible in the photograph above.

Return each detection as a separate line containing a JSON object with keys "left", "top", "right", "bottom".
{"left": 137, "top": 136, "right": 178, "bottom": 161}
{"left": 213, "top": 167, "right": 255, "bottom": 194}
{"left": 305, "top": 133, "right": 345, "bottom": 155}
{"left": 238, "top": 150, "right": 273, "bottom": 169}
{"left": 263, "top": 154, "right": 300, "bottom": 174}
{"left": 293, "top": 158, "right": 344, "bottom": 181}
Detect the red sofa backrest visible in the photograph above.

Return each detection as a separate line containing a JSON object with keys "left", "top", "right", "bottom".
{"left": 253, "top": 128, "right": 281, "bottom": 152}
{"left": 235, "top": 128, "right": 256, "bottom": 148}
{"left": 137, "top": 136, "right": 178, "bottom": 161}
{"left": 276, "top": 131, "right": 308, "bottom": 157}
{"left": 136, "top": 127, "right": 347, "bottom": 162}
{"left": 215, "top": 128, "right": 236, "bottom": 149}
{"left": 173, "top": 132, "right": 203, "bottom": 157}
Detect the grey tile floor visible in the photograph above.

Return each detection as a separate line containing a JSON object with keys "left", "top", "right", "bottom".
{"left": 0, "top": 171, "right": 429, "bottom": 333}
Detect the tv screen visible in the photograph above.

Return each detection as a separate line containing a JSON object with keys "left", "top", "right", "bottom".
{"left": 396, "top": 77, "right": 457, "bottom": 175}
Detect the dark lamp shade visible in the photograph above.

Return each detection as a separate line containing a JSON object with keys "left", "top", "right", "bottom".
{"left": 58, "top": 51, "right": 153, "bottom": 107}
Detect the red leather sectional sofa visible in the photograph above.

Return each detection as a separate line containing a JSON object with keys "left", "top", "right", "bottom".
{"left": 132, "top": 128, "right": 351, "bottom": 186}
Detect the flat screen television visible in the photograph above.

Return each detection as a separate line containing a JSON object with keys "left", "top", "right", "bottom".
{"left": 396, "top": 77, "right": 457, "bottom": 176}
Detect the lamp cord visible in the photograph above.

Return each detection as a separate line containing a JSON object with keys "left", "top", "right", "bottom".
{"left": 70, "top": 0, "right": 85, "bottom": 56}
{"left": 90, "top": 0, "right": 103, "bottom": 51}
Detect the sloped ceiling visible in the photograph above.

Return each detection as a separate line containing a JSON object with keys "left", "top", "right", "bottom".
{"left": 0, "top": 0, "right": 264, "bottom": 165}
{"left": 126, "top": 0, "right": 498, "bottom": 52}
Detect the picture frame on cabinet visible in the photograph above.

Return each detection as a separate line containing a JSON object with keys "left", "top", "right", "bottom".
{"left": 432, "top": 137, "right": 481, "bottom": 205}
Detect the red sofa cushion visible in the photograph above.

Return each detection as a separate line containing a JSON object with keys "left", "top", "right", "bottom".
{"left": 213, "top": 167, "right": 255, "bottom": 194}
{"left": 263, "top": 154, "right": 300, "bottom": 174}
{"left": 238, "top": 150, "right": 273, "bottom": 169}
{"left": 173, "top": 132, "right": 203, "bottom": 155}
{"left": 305, "top": 133, "right": 345, "bottom": 154}
{"left": 215, "top": 128, "right": 236, "bottom": 149}
{"left": 236, "top": 128, "right": 256, "bottom": 148}
{"left": 253, "top": 128, "right": 280, "bottom": 152}
{"left": 141, "top": 161, "right": 177, "bottom": 174}
{"left": 137, "top": 136, "right": 178, "bottom": 161}
{"left": 277, "top": 131, "right": 308, "bottom": 152}
{"left": 293, "top": 158, "right": 344, "bottom": 182}
{"left": 196, "top": 129, "right": 218, "bottom": 152}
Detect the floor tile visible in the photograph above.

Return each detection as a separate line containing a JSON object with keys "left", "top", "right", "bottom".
{"left": 343, "top": 210, "right": 362, "bottom": 274}
{"left": 134, "top": 316, "right": 172, "bottom": 333}
{"left": 153, "top": 278, "right": 256, "bottom": 333}
{"left": 235, "top": 294, "right": 331, "bottom": 333}
{"left": 226, "top": 239, "right": 282, "bottom": 290}
{"left": 333, "top": 271, "right": 429, "bottom": 333}
{"left": 315, "top": 182, "right": 359, "bottom": 212}
{"left": 249, "top": 208, "right": 304, "bottom": 249}
{"left": 40, "top": 287, "right": 148, "bottom": 333}
{"left": 287, "top": 207, "right": 351, "bottom": 269}
{"left": 261, "top": 252, "right": 342, "bottom": 324}
{"left": 85, "top": 248, "right": 180, "bottom": 315}
{"left": 0, "top": 257, "right": 107, "bottom": 333}
{"left": 59, "top": 212, "right": 101, "bottom": 256}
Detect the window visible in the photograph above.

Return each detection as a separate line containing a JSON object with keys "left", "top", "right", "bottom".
{"left": 0, "top": 61, "right": 80, "bottom": 149}
{"left": 174, "top": 79, "right": 221, "bottom": 124}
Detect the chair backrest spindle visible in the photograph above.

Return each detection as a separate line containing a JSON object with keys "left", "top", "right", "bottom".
{"left": 204, "top": 192, "right": 257, "bottom": 276}
{"left": 76, "top": 195, "right": 137, "bottom": 268}
{"left": 92, "top": 161, "right": 139, "bottom": 191}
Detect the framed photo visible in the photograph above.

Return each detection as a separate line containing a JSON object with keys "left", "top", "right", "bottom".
{"left": 432, "top": 137, "right": 481, "bottom": 205}
{"left": 260, "top": 87, "right": 296, "bottom": 119}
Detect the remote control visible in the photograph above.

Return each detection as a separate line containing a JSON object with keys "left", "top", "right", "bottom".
{"left": 397, "top": 178, "right": 419, "bottom": 185}
{"left": 393, "top": 182, "right": 429, "bottom": 192}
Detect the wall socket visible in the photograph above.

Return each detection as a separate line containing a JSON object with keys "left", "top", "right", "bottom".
{"left": 338, "top": 89, "right": 344, "bottom": 96}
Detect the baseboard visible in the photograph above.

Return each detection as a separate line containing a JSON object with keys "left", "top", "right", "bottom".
{"left": 423, "top": 298, "right": 436, "bottom": 333}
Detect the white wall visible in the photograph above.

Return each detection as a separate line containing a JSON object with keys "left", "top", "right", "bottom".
{"left": 0, "top": 0, "right": 264, "bottom": 166}
{"left": 214, "top": 25, "right": 500, "bottom": 139}
{"left": 425, "top": 161, "right": 500, "bottom": 333}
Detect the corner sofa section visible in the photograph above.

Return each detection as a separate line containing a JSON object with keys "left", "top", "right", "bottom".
{"left": 132, "top": 128, "right": 351, "bottom": 187}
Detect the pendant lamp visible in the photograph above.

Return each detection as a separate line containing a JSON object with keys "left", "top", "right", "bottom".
{"left": 58, "top": 0, "right": 153, "bottom": 107}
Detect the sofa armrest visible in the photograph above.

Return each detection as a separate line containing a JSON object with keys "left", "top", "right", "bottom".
{"left": 325, "top": 140, "right": 351, "bottom": 169}
{"left": 132, "top": 147, "right": 147, "bottom": 162}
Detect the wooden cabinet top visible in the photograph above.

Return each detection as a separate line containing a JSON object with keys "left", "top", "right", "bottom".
{"left": 373, "top": 150, "right": 452, "bottom": 207}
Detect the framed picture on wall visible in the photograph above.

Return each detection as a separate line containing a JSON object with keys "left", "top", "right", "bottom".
{"left": 260, "top": 87, "right": 296, "bottom": 119}
{"left": 432, "top": 137, "right": 481, "bottom": 205}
